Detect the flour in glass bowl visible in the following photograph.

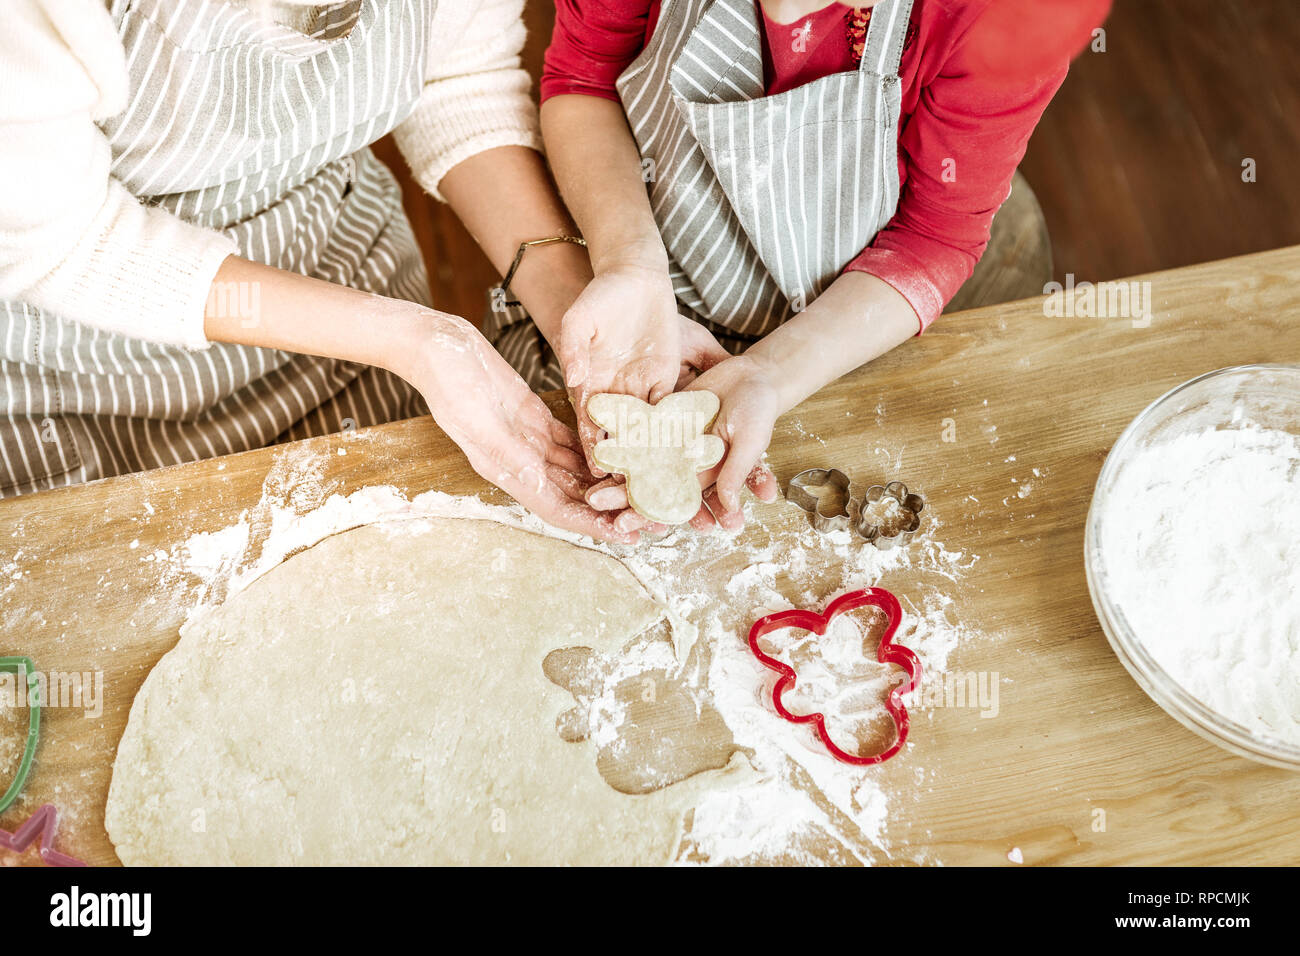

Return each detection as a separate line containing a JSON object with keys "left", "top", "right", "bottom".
{"left": 1100, "top": 423, "right": 1300, "bottom": 745}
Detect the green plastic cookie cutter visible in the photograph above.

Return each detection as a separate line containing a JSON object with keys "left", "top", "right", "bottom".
{"left": 0, "top": 656, "right": 40, "bottom": 816}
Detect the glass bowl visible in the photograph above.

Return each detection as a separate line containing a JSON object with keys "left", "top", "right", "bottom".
{"left": 1085, "top": 364, "right": 1300, "bottom": 769}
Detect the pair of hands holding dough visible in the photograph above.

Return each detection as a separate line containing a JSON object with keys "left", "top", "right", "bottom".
{"left": 558, "top": 263, "right": 781, "bottom": 535}
{"left": 417, "top": 267, "right": 777, "bottom": 545}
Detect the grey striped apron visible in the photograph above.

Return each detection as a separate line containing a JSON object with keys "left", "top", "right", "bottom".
{"left": 490, "top": 0, "right": 913, "bottom": 390}
{"left": 0, "top": 0, "right": 434, "bottom": 497}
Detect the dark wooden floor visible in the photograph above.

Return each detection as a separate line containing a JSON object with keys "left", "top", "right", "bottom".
{"left": 380, "top": 0, "right": 1300, "bottom": 320}
{"left": 1020, "top": 0, "right": 1300, "bottom": 284}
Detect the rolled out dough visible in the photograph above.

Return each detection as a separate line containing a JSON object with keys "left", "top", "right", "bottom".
{"left": 106, "top": 517, "right": 736, "bottom": 865}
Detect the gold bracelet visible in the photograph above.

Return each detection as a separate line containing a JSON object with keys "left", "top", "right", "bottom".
{"left": 495, "top": 235, "right": 588, "bottom": 309}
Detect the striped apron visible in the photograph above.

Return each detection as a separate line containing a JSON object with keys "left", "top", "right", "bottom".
{"left": 490, "top": 0, "right": 914, "bottom": 389}
{"left": 0, "top": 0, "right": 434, "bottom": 497}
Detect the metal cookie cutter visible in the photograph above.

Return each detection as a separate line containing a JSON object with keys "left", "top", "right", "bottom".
{"left": 853, "top": 480, "right": 925, "bottom": 549}
{"left": 786, "top": 470, "right": 925, "bottom": 548}
{"left": 786, "top": 468, "right": 856, "bottom": 533}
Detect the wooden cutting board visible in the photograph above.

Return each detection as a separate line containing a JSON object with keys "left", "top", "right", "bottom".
{"left": 3, "top": 247, "right": 1300, "bottom": 866}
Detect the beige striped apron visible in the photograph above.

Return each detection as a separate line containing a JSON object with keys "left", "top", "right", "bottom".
{"left": 0, "top": 0, "right": 434, "bottom": 497}
{"left": 490, "top": 0, "right": 913, "bottom": 389}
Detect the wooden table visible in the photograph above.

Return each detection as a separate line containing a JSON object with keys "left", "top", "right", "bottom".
{"left": 3, "top": 247, "right": 1299, "bottom": 867}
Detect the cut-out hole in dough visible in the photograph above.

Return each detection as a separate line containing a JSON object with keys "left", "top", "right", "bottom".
{"left": 543, "top": 624, "right": 737, "bottom": 795}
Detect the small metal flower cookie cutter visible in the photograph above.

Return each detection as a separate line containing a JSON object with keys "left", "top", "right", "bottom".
{"left": 853, "top": 480, "right": 925, "bottom": 549}
{"left": 787, "top": 470, "right": 925, "bottom": 548}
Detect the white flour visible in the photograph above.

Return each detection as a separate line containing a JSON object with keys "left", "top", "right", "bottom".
{"left": 150, "top": 443, "right": 980, "bottom": 865}
{"left": 1100, "top": 424, "right": 1300, "bottom": 745}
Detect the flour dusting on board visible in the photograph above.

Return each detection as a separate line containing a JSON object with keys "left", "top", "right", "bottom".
{"left": 146, "top": 443, "right": 980, "bottom": 866}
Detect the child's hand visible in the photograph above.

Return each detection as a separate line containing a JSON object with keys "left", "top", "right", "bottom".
{"left": 686, "top": 355, "right": 782, "bottom": 522}
{"left": 558, "top": 265, "right": 729, "bottom": 475}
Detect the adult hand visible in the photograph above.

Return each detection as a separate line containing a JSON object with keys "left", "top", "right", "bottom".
{"left": 557, "top": 263, "right": 691, "bottom": 475}
{"left": 406, "top": 311, "right": 641, "bottom": 545}
{"left": 576, "top": 311, "right": 748, "bottom": 533}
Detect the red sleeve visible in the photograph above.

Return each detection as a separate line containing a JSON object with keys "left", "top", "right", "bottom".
{"left": 847, "top": 0, "right": 1112, "bottom": 332}
{"left": 541, "top": 0, "right": 658, "bottom": 104}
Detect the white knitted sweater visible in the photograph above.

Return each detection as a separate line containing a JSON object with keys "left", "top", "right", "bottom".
{"left": 0, "top": 0, "right": 543, "bottom": 349}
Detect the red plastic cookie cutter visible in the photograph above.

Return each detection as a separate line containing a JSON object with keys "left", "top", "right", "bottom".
{"left": 747, "top": 587, "right": 920, "bottom": 766}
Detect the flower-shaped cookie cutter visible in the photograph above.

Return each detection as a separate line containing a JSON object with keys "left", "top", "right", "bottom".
{"left": 786, "top": 468, "right": 856, "bottom": 534}
{"left": 853, "top": 481, "right": 925, "bottom": 549}
{"left": 746, "top": 588, "right": 921, "bottom": 766}
{"left": 786, "top": 470, "right": 925, "bottom": 548}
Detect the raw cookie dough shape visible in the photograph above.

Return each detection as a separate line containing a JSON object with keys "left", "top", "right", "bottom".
{"left": 105, "top": 517, "right": 746, "bottom": 865}
{"left": 587, "top": 391, "right": 726, "bottom": 524}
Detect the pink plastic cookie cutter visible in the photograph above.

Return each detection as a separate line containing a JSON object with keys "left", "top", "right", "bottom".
{"left": 0, "top": 803, "right": 86, "bottom": 867}
{"left": 746, "top": 587, "right": 921, "bottom": 766}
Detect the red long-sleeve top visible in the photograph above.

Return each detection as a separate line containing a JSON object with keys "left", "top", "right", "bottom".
{"left": 542, "top": 0, "right": 1111, "bottom": 331}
